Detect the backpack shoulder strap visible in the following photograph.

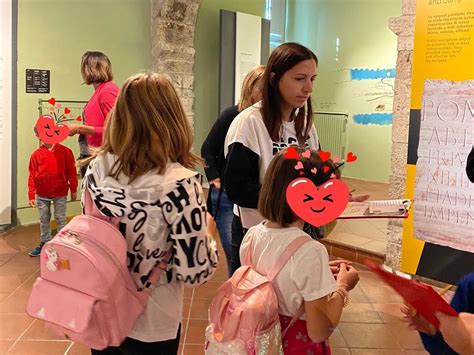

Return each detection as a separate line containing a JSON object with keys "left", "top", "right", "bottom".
{"left": 267, "top": 236, "right": 311, "bottom": 281}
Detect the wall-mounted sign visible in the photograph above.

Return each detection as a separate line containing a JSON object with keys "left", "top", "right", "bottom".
{"left": 26, "top": 69, "right": 50, "bottom": 93}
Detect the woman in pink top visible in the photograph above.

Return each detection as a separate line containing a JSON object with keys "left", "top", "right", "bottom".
{"left": 67, "top": 51, "right": 119, "bottom": 175}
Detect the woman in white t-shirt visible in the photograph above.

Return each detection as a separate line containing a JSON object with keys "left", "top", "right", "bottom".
{"left": 240, "top": 147, "right": 359, "bottom": 354}
{"left": 224, "top": 42, "right": 321, "bottom": 274}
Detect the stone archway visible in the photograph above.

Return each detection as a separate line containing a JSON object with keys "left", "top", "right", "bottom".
{"left": 151, "top": 0, "right": 201, "bottom": 126}
{"left": 386, "top": 0, "right": 415, "bottom": 268}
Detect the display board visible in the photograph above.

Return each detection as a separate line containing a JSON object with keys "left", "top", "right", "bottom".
{"left": 218, "top": 10, "right": 270, "bottom": 114}
{"left": 0, "top": 0, "right": 13, "bottom": 226}
{"left": 401, "top": 0, "right": 474, "bottom": 284}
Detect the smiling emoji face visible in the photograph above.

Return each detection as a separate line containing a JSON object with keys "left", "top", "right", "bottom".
{"left": 286, "top": 178, "right": 350, "bottom": 227}
{"left": 36, "top": 115, "right": 68, "bottom": 144}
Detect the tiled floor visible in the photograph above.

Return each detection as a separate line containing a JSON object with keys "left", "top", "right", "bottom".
{"left": 326, "top": 178, "right": 390, "bottom": 256}
{"left": 0, "top": 222, "right": 438, "bottom": 355}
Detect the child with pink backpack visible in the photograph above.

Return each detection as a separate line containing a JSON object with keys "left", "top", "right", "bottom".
{"left": 206, "top": 147, "right": 359, "bottom": 354}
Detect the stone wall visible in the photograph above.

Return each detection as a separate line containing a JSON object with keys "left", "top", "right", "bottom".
{"left": 151, "top": 0, "right": 201, "bottom": 125}
{"left": 386, "top": 0, "right": 415, "bottom": 268}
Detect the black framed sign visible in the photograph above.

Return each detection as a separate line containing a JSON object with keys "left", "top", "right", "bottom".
{"left": 26, "top": 68, "right": 50, "bottom": 93}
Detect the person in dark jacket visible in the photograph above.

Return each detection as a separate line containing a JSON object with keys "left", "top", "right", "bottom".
{"left": 201, "top": 65, "right": 265, "bottom": 276}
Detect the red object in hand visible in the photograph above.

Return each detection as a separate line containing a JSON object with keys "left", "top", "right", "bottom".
{"left": 36, "top": 115, "right": 68, "bottom": 144}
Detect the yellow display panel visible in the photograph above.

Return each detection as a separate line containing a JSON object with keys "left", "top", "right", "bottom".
{"left": 410, "top": 0, "right": 474, "bottom": 109}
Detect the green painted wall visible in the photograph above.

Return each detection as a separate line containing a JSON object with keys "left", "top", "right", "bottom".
{"left": 287, "top": 0, "right": 400, "bottom": 182}
{"left": 16, "top": 0, "right": 151, "bottom": 225}
{"left": 193, "top": 0, "right": 266, "bottom": 177}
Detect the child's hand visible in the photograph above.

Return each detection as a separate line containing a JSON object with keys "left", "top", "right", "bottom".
{"left": 336, "top": 263, "right": 359, "bottom": 291}
{"left": 71, "top": 192, "right": 77, "bottom": 201}
{"left": 29, "top": 200, "right": 36, "bottom": 208}
{"left": 329, "top": 259, "right": 352, "bottom": 278}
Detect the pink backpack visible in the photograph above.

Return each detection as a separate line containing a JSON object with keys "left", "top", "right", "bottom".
{"left": 26, "top": 189, "right": 167, "bottom": 350}
{"left": 205, "top": 236, "right": 309, "bottom": 354}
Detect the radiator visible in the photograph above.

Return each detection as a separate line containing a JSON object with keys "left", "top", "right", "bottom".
{"left": 313, "top": 111, "right": 348, "bottom": 160}
{"left": 38, "top": 99, "right": 87, "bottom": 159}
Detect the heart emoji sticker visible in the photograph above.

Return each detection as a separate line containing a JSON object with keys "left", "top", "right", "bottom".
{"left": 47, "top": 97, "right": 56, "bottom": 106}
{"left": 36, "top": 115, "right": 68, "bottom": 144}
{"left": 284, "top": 146, "right": 299, "bottom": 160}
{"left": 64, "top": 107, "right": 71, "bottom": 114}
{"left": 286, "top": 178, "right": 349, "bottom": 227}
{"left": 319, "top": 150, "right": 331, "bottom": 162}
{"left": 346, "top": 152, "right": 357, "bottom": 162}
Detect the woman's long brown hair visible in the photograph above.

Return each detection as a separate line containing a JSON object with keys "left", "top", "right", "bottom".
{"left": 261, "top": 42, "right": 318, "bottom": 145}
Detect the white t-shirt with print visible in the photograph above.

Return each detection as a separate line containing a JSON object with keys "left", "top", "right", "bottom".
{"left": 239, "top": 222, "right": 337, "bottom": 318}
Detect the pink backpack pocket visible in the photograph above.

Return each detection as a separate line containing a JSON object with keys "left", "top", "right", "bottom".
{"left": 206, "top": 236, "right": 311, "bottom": 354}
{"left": 27, "top": 277, "right": 109, "bottom": 349}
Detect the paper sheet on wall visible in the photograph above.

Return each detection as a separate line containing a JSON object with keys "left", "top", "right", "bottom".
{"left": 413, "top": 80, "right": 474, "bottom": 252}
{"left": 234, "top": 12, "right": 261, "bottom": 104}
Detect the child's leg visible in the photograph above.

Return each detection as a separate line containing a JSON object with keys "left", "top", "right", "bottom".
{"left": 52, "top": 197, "right": 68, "bottom": 234}
{"left": 36, "top": 196, "right": 52, "bottom": 243}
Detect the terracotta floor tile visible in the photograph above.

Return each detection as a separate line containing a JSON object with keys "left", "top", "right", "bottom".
{"left": 0, "top": 340, "right": 14, "bottom": 353}
{"left": 67, "top": 342, "right": 91, "bottom": 355}
{"left": 0, "top": 276, "right": 37, "bottom": 314}
{"left": 0, "top": 275, "right": 27, "bottom": 294}
{"left": 0, "top": 314, "right": 33, "bottom": 339}
{"left": 185, "top": 319, "right": 208, "bottom": 344}
{"left": 179, "top": 319, "right": 188, "bottom": 346}
{"left": 183, "top": 299, "right": 192, "bottom": 319}
{"left": 20, "top": 319, "right": 66, "bottom": 341}
{"left": 0, "top": 252, "right": 17, "bottom": 268}
{"left": 0, "top": 252, "right": 39, "bottom": 279}
{"left": 330, "top": 349, "right": 351, "bottom": 355}
{"left": 340, "top": 303, "right": 383, "bottom": 323}
{"left": 183, "top": 287, "right": 194, "bottom": 299}
{"left": 359, "top": 285, "right": 403, "bottom": 304}
{"left": 386, "top": 322, "right": 425, "bottom": 350}
{"left": 326, "top": 232, "right": 373, "bottom": 247}
{"left": 338, "top": 323, "right": 401, "bottom": 349}
{"left": 0, "top": 293, "right": 9, "bottom": 303}
{"left": 371, "top": 303, "right": 405, "bottom": 323}
{"left": 189, "top": 298, "right": 212, "bottom": 320}
{"left": 329, "top": 327, "right": 347, "bottom": 348}
{"left": 359, "top": 240, "right": 387, "bottom": 255}
{"left": 193, "top": 282, "right": 222, "bottom": 299}
{"left": 348, "top": 285, "right": 370, "bottom": 303}
{"left": 182, "top": 344, "right": 205, "bottom": 355}
{"left": 210, "top": 266, "right": 229, "bottom": 282}
{"left": 358, "top": 271, "right": 384, "bottom": 286}
{"left": 350, "top": 349, "right": 406, "bottom": 354}
{"left": 7, "top": 340, "right": 71, "bottom": 354}
{"left": 1, "top": 225, "right": 38, "bottom": 252}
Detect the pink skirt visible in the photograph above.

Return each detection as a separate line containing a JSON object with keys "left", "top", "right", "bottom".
{"left": 279, "top": 314, "right": 331, "bottom": 355}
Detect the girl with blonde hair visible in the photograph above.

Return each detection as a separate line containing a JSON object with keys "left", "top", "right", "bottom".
{"left": 201, "top": 65, "right": 265, "bottom": 276}
{"left": 84, "top": 72, "right": 218, "bottom": 355}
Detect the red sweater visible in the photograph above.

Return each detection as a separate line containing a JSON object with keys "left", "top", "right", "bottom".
{"left": 84, "top": 81, "right": 119, "bottom": 148}
{"left": 28, "top": 144, "right": 78, "bottom": 200}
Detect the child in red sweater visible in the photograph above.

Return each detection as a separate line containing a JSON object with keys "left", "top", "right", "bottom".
{"left": 28, "top": 129, "right": 78, "bottom": 256}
